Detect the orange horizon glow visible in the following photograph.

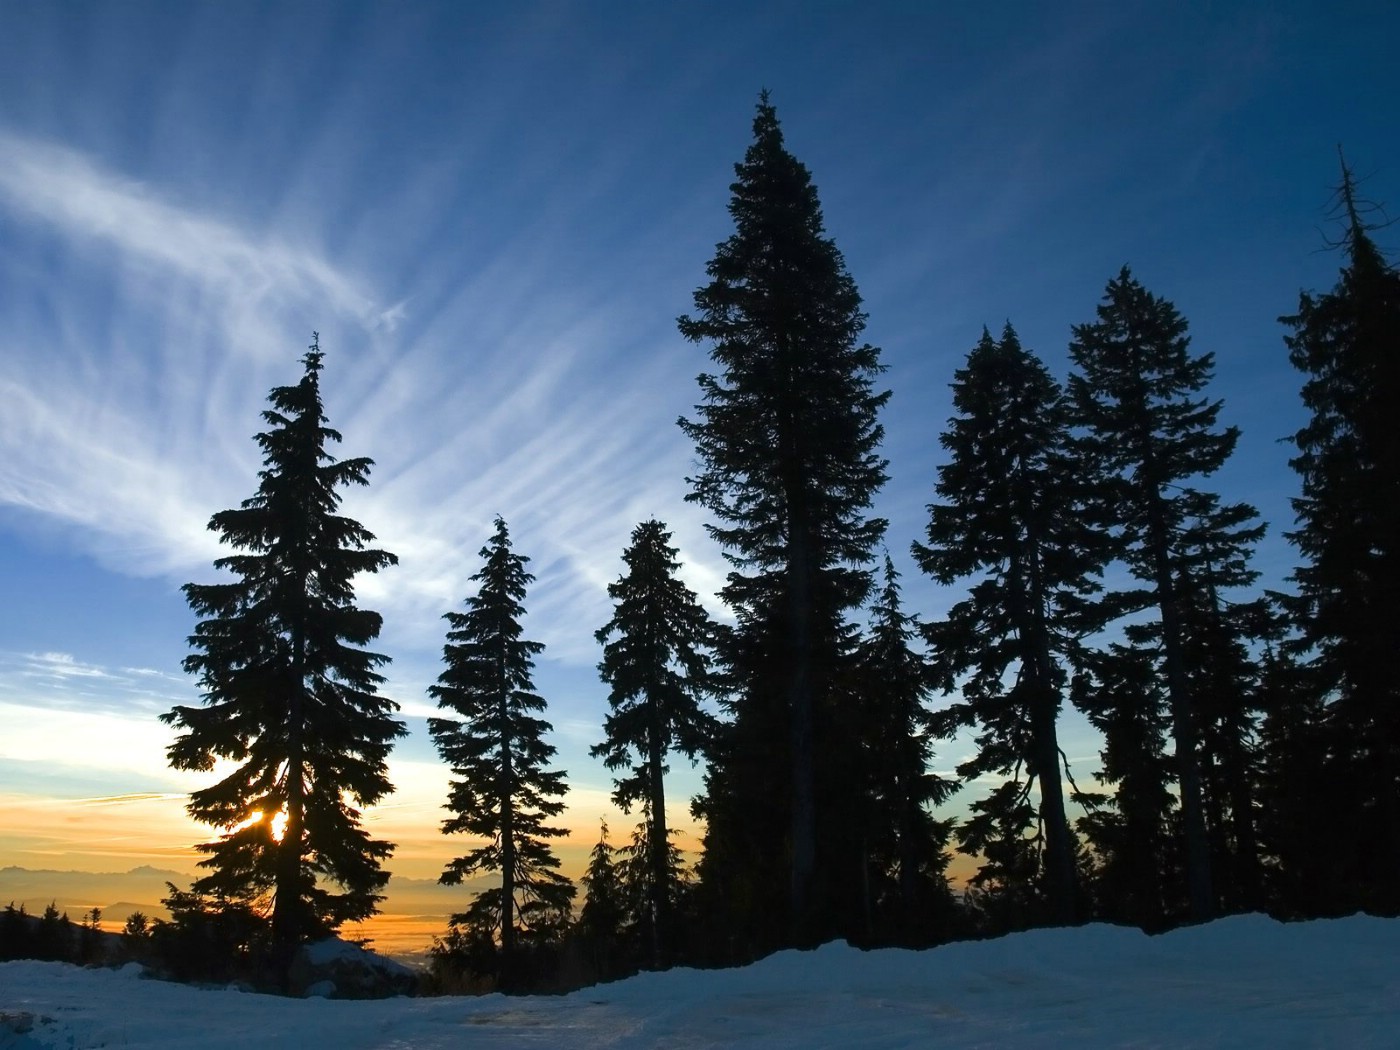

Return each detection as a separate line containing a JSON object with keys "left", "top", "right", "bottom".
{"left": 0, "top": 788, "right": 710, "bottom": 883}
{"left": 0, "top": 787, "right": 982, "bottom": 960}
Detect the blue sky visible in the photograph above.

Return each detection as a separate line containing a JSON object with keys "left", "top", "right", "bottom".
{"left": 1, "top": 1, "right": 1397, "bottom": 885}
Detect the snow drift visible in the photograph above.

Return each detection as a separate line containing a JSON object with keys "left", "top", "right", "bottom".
{"left": 2, "top": 914, "right": 1397, "bottom": 1048}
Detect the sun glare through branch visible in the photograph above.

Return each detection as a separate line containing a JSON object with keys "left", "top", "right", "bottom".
{"left": 230, "top": 808, "right": 287, "bottom": 842}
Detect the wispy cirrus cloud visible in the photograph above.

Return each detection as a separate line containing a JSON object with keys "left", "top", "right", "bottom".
{"left": 23, "top": 651, "right": 115, "bottom": 680}
{"left": 0, "top": 126, "right": 727, "bottom": 695}
{"left": 0, "top": 650, "right": 195, "bottom": 717}
{"left": 0, "top": 130, "right": 398, "bottom": 576}
{"left": 0, "top": 130, "right": 390, "bottom": 334}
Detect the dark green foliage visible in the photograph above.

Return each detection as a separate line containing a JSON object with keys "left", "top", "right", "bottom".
{"left": 593, "top": 518, "right": 714, "bottom": 967}
{"left": 576, "top": 820, "right": 629, "bottom": 979}
{"left": 1176, "top": 551, "right": 1268, "bottom": 915}
{"left": 957, "top": 780, "right": 1047, "bottom": 933}
{"left": 40, "top": 905, "right": 74, "bottom": 963}
{"left": 143, "top": 882, "right": 272, "bottom": 985}
{"left": 77, "top": 906, "right": 103, "bottom": 964}
{"left": 678, "top": 92, "right": 889, "bottom": 950}
{"left": 856, "top": 555, "right": 958, "bottom": 944}
{"left": 0, "top": 902, "right": 31, "bottom": 961}
{"left": 0, "top": 902, "right": 100, "bottom": 966}
{"left": 1280, "top": 160, "right": 1400, "bottom": 915}
{"left": 120, "top": 911, "right": 152, "bottom": 965}
{"left": 1253, "top": 644, "right": 1336, "bottom": 917}
{"left": 569, "top": 817, "right": 697, "bottom": 983}
{"left": 430, "top": 905, "right": 573, "bottom": 996}
{"left": 428, "top": 516, "right": 575, "bottom": 991}
{"left": 1073, "top": 647, "right": 1178, "bottom": 928}
{"left": 1082, "top": 500, "right": 1269, "bottom": 924}
{"left": 1067, "top": 269, "right": 1263, "bottom": 922}
{"left": 1072, "top": 501, "right": 1268, "bottom": 927}
{"left": 426, "top": 921, "right": 494, "bottom": 994}
{"left": 162, "top": 336, "right": 404, "bottom": 963}
{"left": 615, "top": 820, "right": 693, "bottom": 964}
{"left": 914, "top": 324, "right": 1102, "bottom": 925}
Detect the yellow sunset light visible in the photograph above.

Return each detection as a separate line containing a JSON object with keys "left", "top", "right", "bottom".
{"left": 230, "top": 808, "right": 287, "bottom": 842}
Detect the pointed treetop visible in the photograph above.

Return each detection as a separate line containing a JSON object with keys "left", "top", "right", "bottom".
{"left": 304, "top": 331, "right": 324, "bottom": 375}
{"left": 752, "top": 90, "right": 780, "bottom": 135}
{"left": 1332, "top": 146, "right": 1392, "bottom": 276}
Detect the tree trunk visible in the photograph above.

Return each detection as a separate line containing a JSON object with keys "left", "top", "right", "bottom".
{"left": 1146, "top": 492, "right": 1213, "bottom": 922}
{"left": 498, "top": 651, "right": 516, "bottom": 983}
{"left": 273, "top": 621, "right": 307, "bottom": 989}
{"left": 1222, "top": 726, "right": 1262, "bottom": 911}
{"left": 647, "top": 699, "right": 669, "bottom": 969}
{"left": 1015, "top": 545, "right": 1078, "bottom": 925}
{"left": 897, "top": 757, "right": 920, "bottom": 929}
{"left": 787, "top": 520, "right": 816, "bottom": 944}
{"left": 1030, "top": 683, "right": 1077, "bottom": 924}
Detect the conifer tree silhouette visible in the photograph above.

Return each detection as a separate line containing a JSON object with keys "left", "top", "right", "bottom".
{"left": 164, "top": 336, "right": 403, "bottom": 972}
{"left": 429, "top": 517, "right": 574, "bottom": 987}
{"left": 679, "top": 92, "right": 889, "bottom": 948}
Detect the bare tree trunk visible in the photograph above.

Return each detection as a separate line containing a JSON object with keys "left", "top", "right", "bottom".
{"left": 788, "top": 521, "right": 815, "bottom": 945}
{"left": 272, "top": 617, "right": 308, "bottom": 990}
{"left": 1013, "top": 544, "right": 1079, "bottom": 925}
{"left": 647, "top": 702, "right": 669, "bottom": 969}
{"left": 498, "top": 652, "right": 516, "bottom": 986}
{"left": 1146, "top": 494, "right": 1213, "bottom": 922}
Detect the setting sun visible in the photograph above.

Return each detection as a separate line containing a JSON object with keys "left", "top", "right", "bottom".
{"left": 230, "top": 808, "right": 287, "bottom": 842}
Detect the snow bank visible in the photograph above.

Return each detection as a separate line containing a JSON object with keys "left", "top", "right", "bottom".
{"left": 291, "top": 937, "right": 418, "bottom": 997}
{"left": 1, "top": 915, "right": 1396, "bottom": 1048}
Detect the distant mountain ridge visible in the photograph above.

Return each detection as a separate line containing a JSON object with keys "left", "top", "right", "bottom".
{"left": 0, "top": 865, "right": 476, "bottom": 954}
{"left": 0, "top": 865, "right": 475, "bottom": 917}
{"left": 1, "top": 864, "right": 188, "bottom": 879}
{"left": 0, "top": 866, "right": 190, "bottom": 925}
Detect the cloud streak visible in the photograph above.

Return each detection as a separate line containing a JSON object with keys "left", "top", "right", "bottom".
{"left": 0, "top": 131, "right": 382, "bottom": 332}
{"left": 0, "top": 127, "right": 728, "bottom": 685}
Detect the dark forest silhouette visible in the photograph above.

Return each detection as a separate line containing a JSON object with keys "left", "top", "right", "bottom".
{"left": 5, "top": 101, "right": 1395, "bottom": 997}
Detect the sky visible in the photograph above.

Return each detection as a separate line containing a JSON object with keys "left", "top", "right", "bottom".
{"left": 1, "top": 0, "right": 1398, "bottom": 933}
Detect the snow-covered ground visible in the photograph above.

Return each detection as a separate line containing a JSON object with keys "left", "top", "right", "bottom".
{"left": 2, "top": 914, "right": 1396, "bottom": 1048}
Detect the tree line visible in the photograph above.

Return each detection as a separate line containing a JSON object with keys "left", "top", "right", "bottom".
{"left": 147, "top": 94, "right": 1397, "bottom": 994}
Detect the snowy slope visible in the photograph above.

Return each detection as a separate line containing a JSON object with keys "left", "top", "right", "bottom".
{"left": 2, "top": 914, "right": 1396, "bottom": 1048}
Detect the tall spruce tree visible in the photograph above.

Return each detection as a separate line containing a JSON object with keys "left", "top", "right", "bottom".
{"left": 163, "top": 336, "right": 404, "bottom": 970}
{"left": 678, "top": 92, "right": 889, "bottom": 948}
{"left": 1067, "top": 267, "right": 1263, "bottom": 923}
{"left": 914, "top": 324, "right": 1102, "bottom": 926}
{"left": 592, "top": 518, "right": 713, "bottom": 968}
{"left": 1280, "top": 160, "right": 1400, "bottom": 915}
{"left": 428, "top": 517, "right": 574, "bottom": 987}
